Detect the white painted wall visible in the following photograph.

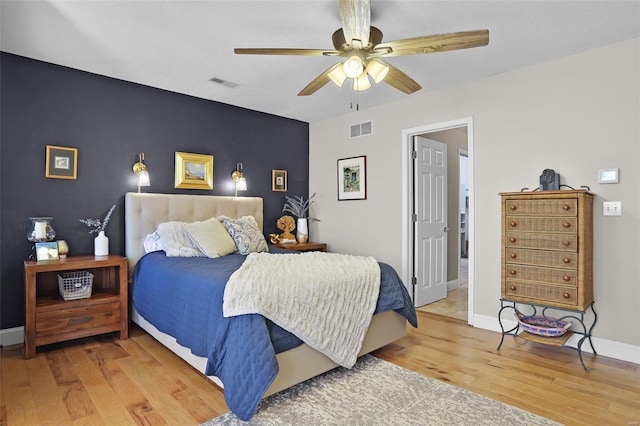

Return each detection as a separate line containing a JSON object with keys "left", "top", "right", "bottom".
{"left": 309, "top": 38, "right": 640, "bottom": 355}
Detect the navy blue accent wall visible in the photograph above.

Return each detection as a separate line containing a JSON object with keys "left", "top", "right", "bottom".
{"left": 0, "top": 53, "right": 309, "bottom": 330}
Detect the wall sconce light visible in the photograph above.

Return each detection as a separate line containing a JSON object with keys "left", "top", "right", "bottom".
{"left": 132, "top": 152, "right": 150, "bottom": 193}
{"left": 231, "top": 162, "right": 247, "bottom": 197}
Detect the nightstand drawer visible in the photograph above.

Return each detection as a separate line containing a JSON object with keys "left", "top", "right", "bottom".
{"left": 36, "top": 301, "right": 121, "bottom": 339}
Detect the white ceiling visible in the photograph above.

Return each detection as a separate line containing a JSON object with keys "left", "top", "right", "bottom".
{"left": 1, "top": 1, "right": 639, "bottom": 123}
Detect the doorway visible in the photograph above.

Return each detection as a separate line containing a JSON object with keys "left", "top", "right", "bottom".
{"left": 401, "top": 118, "right": 473, "bottom": 325}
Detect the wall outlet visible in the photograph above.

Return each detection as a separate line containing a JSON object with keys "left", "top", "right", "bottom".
{"left": 603, "top": 201, "right": 622, "bottom": 216}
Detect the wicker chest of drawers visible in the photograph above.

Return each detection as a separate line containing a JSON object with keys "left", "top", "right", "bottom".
{"left": 500, "top": 190, "right": 594, "bottom": 311}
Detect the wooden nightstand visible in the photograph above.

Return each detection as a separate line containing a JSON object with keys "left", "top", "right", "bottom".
{"left": 273, "top": 242, "right": 327, "bottom": 252}
{"left": 24, "top": 255, "right": 128, "bottom": 359}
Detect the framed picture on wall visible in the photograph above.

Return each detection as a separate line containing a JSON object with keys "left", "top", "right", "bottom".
{"left": 337, "top": 156, "right": 366, "bottom": 200}
{"left": 174, "top": 151, "right": 214, "bottom": 189}
{"left": 45, "top": 145, "right": 78, "bottom": 180}
{"left": 272, "top": 169, "right": 287, "bottom": 192}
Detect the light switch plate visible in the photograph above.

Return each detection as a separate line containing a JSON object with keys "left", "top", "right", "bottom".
{"left": 603, "top": 201, "right": 622, "bottom": 216}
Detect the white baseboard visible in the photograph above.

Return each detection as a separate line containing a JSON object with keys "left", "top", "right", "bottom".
{"left": 0, "top": 326, "right": 24, "bottom": 347}
{"left": 447, "top": 279, "right": 459, "bottom": 292}
{"left": 473, "top": 313, "right": 640, "bottom": 365}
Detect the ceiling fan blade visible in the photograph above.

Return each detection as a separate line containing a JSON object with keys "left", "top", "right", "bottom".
{"left": 383, "top": 64, "right": 422, "bottom": 94}
{"left": 234, "top": 48, "right": 340, "bottom": 56}
{"left": 374, "top": 30, "right": 489, "bottom": 57}
{"left": 339, "top": 0, "right": 370, "bottom": 48}
{"left": 298, "top": 63, "right": 342, "bottom": 96}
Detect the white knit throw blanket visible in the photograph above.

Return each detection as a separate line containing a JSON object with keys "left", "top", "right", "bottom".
{"left": 223, "top": 252, "right": 381, "bottom": 368}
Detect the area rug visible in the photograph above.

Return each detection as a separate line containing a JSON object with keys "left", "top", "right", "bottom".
{"left": 202, "top": 355, "right": 559, "bottom": 426}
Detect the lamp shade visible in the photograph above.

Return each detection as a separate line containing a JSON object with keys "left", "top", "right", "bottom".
{"left": 343, "top": 55, "right": 364, "bottom": 79}
{"left": 236, "top": 177, "right": 247, "bottom": 191}
{"left": 328, "top": 63, "right": 348, "bottom": 87}
{"left": 138, "top": 169, "right": 150, "bottom": 187}
{"left": 353, "top": 72, "right": 371, "bottom": 91}
{"left": 366, "top": 58, "right": 389, "bottom": 84}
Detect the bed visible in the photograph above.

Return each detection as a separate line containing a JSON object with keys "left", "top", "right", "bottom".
{"left": 125, "top": 192, "right": 416, "bottom": 420}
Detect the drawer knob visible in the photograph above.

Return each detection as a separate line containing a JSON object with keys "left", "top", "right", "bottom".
{"left": 563, "top": 222, "right": 571, "bottom": 228}
{"left": 510, "top": 285, "right": 517, "bottom": 291}
{"left": 562, "top": 240, "right": 571, "bottom": 246}
{"left": 509, "top": 237, "right": 516, "bottom": 243}
{"left": 509, "top": 205, "right": 517, "bottom": 210}
{"left": 563, "top": 275, "right": 571, "bottom": 282}
{"left": 510, "top": 221, "right": 517, "bottom": 227}
{"left": 563, "top": 293, "right": 571, "bottom": 299}
{"left": 510, "top": 253, "right": 517, "bottom": 259}
{"left": 509, "top": 270, "right": 517, "bottom": 275}
{"left": 562, "top": 204, "right": 570, "bottom": 211}
{"left": 563, "top": 257, "right": 571, "bottom": 264}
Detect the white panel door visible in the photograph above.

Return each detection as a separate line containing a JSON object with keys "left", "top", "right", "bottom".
{"left": 413, "top": 136, "right": 448, "bottom": 307}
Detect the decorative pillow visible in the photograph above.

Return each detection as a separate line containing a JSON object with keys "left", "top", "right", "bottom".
{"left": 143, "top": 231, "right": 163, "bottom": 253}
{"left": 218, "top": 215, "right": 268, "bottom": 255}
{"left": 155, "top": 221, "right": 204, "bottom": 257}
{"left": 184, "top": 217, "right": 236, "bottom": 258}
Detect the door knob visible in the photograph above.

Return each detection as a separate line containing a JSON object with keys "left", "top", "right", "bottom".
{"left": 444, "top": 227, "right": 450, "bottom": 232}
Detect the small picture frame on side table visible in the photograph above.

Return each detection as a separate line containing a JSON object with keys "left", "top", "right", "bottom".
{"left": 272, "top": 169, "right": 287, "bottom": 192}
{"left": 35, "top": 242, "right": 59, "bottom": 261}
{"left": 45, "top": 145, "right": 78, "bottom": 180}
{"left": 337, "top": 156, "right": 366, "bottom": 200}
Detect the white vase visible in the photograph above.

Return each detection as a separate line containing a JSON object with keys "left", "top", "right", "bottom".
{"left": 296, "top": 218, "right": 308, "bottom": 243}
{"left": 94, "top": 231, "right": 109, "bottom": 256}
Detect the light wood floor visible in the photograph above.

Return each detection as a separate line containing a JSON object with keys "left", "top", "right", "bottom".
{"left": 2, "top": 313, "right": 638, "bottom": 425}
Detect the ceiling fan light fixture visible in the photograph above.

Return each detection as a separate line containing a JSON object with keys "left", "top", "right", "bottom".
{"left": 343, "top": 55, "right": 364, "bottom": 79}
{"left": 353, "top": 72, "right": 371, "bottom": 91}
{"left": 366, "top": 58, "right": 389, "bottom": 84}
{"left": 327, "top": 63, "right": 348, "bottom": 87}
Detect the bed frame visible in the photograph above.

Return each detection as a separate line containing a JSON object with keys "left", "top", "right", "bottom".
{"left": 124, "top": 192, "right": 407, "bottom": 396}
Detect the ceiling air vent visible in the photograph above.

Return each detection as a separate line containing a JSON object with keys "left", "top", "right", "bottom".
{"left": 209, "top": 77, "right": 238, "bottom": 88}
{"left": 350, "top": 121, "right": 373, "bottom": 138}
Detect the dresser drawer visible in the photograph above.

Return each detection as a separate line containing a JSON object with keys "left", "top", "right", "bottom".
{"left": 505, "top": 264, "right": 576, "bottom": 285}
{"left": 505, "top": 248, "right": 577, "bottom": 268}
{"left": 505, "top": 216, "right": 577, "bottom": 233}
{"left": 36, "top": 302, "right": 121, "bottom": 339}
{"left": 504, "top": 281, "right": 577, "bottom": 306}
{"left": 505, "top": 199, "right": 577, "bottom": 216}
{"left": 505, "top": 232, "right": 577, "bottom": 251}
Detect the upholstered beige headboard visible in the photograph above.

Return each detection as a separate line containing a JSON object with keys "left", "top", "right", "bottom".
{"left": 125, "top": 192, "right": 263, "bottom": 273}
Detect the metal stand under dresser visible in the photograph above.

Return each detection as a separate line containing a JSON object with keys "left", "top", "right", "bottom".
{"left": 497, "top": 189, "right": 595, "bottom": 371}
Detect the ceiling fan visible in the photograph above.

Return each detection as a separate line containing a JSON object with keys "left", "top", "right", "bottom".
{"left": 234, "top": 0, "right": 489, "bottom": 96}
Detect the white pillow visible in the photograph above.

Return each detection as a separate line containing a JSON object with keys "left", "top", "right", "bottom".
{"left": 185, "top": 217, "right": 236, "bottom": 258}
{"left": 155, "top": 221, "right": 204, "bottom": 257}
{"left": 218, "top": 215, "right": 268, "bottom": 255}
{"left": 143, "top": 231, "right": 163, "bottom": 253}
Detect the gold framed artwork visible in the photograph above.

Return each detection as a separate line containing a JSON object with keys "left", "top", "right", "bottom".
{"left": 174, "top": 151, "right": 214, "bottom": 189}
{"left": 45, "top": 145, "right": 78, "bottom": 180}
{"left": 272, "top": 169, "right": 287, "bottom": 192}
{"left": 337, "top": 155, "right": 367, "bottom": 200}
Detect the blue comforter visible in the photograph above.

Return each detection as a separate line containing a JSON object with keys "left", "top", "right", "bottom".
{"left": 132, "top": 250, "right": 417, "bottom": 421}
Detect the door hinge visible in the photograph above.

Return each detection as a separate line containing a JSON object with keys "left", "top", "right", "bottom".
{"left": 412, "top": 214, "right": 417, "bottom": 222}
{"left": 412, "top": 150, "right": 417, "bottom": 159}
{"left": 411, "top": 277, "right": 417, "bottom": 286}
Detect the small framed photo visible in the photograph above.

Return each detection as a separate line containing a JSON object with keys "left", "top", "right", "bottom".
{"left": 35, "top": 242, "right": 59, "bottom": 261}
{"left": 45, "top": 145, "right": 78, "bottom": 180}
{"left": 175, "top": 151, "right": 214, "bottom": 190}
{"left": 272, "top": 169, "right": 287, "bottom": 192}
{"left": 337, "top": 156, "right": 367, "bottom": 201}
